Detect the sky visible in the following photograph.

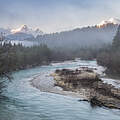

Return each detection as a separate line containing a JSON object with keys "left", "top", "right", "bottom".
{"left": 0, "top": 0, "right": 120, "bottom": 33}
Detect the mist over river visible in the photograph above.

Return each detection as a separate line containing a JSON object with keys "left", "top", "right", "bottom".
{"left": 0, "top": 59, "right": 120, "bottom": 120}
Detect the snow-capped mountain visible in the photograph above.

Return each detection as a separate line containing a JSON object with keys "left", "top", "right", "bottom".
{"left": 0, "top": 25, "right": 44, "bottom": 41}
{"left": 97, "top": 18, "right": 120, "bottom": 28}
{"left": 35, "top": 18, "right": 120, "bottom": 49}
{"left": 11, "top": 25, "right": 43, "bottom": 37}
{"left": 0, "top": 18, "right": 120, "bottom": 47}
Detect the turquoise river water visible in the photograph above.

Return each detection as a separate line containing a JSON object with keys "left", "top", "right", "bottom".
{"left": 0, "top": 59, "right": 120, "bottom": 120}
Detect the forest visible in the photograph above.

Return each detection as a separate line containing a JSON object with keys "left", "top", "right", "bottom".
{"left": 0, "top": 41, "right": 76, "bottom": 93}
{"left": 1, "top": 24, "right": 120, "bottom": 78}
{"left": 0, "top": 43, "right": 52, "bottom": 77}
{"left": 0, "top": 25, "right": 120, "bottom": 94}
{"left": 97, "top": 26, "right": 120, "bottom": 75}
{"left": 0, "top": 41, "right": 76, "bottom": 78}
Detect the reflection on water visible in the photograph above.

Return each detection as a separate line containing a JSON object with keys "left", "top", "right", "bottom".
{"left": 0, "top": 59, "right": 120, "bottom": 120}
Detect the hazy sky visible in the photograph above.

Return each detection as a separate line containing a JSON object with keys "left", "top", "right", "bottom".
{"left": 0, "top": 0, "right": 120, "bottom": 33}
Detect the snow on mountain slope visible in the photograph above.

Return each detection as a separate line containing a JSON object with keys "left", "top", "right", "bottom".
{"left": 97, "top": 18, "right": 120, "bottom": 28}
{"left": 11, "top": 25, "right": 43, "bottom": 37}
{"left": 0, "top": 18, "right": 120, "bottom": 47}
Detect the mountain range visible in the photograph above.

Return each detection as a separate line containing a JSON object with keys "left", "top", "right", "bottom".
{"left": 35, "top": 18, "right": 120, "bottom": 50}
{"left": 0, "top": 18, "right": 120, "bottom": 48}
{"left": 0, "top": 25, "right": 43, "bottom": 41}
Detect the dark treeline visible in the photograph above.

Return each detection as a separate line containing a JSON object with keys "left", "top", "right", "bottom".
{"left": 97, "top": 25, "right": 120, "bottom": 75}
{"left": 52, "top": 45, "right": 106, "bottom": 61}
{"left": 0, "top": 42, "right": 52, "bottom": 77}
{"left": 0, "top": 42, "right": 75, "bottom": 78}
{"left": 70, "top": 47, "right": 103, "bottom": 60}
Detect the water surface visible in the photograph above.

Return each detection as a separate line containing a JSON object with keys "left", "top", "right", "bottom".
{"left": 0, "top": 59, "right": 120, "bottom": 120}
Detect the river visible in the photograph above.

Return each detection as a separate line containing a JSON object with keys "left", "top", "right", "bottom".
{"left": 0, "top": 59, "right": 120, "bottom": 120}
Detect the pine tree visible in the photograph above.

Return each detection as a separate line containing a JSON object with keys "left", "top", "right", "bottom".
{"left": 112, "top": 25, "right": 120, "bottom": 49}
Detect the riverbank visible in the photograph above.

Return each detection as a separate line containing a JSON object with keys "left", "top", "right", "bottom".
{"left": 51, "top": 68, "right": 120, "bottom": 109}
{"left": 31, "top": 71, "right": 87, "bottom": 100}
{"left": 0, "top": 61, "right": 50, "bottom": 79}
{"left": 0, "top": 59, "right": 73, "bottom": 79}
{"left": 31, "top": 59, "right": 94, "bottom": 99}
{"left": 30, "top": 59, "right": 120, "bottom": 109}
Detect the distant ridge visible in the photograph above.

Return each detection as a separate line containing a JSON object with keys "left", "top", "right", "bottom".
{"left": 97, "top": 18, "right": 120, "bottom": 28}
{"left": 0, "top": 18, "right": 119, "bottom": 48}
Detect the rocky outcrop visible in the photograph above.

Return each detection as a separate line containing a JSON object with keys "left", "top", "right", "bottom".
{"left": 51, "top": 68, "right": 120, "bottom": 109}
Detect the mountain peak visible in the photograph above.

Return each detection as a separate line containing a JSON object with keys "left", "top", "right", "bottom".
{"left": 11, "top": 25, "right": 29, "bottom": 33}
{"left": 108, "top": 18, "right": 120, "bottom": 23}
{"left": 97, "top": 18, "right": 120, "bottom": 28}
{"left": 20, "top": 24, "right": 28, "bottom": 30}
{"left": 11, "top": 25, "right": 43, "bottom": 37}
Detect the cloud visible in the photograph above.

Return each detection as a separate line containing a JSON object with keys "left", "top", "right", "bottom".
{"left": 0, "top": 0, "right": 120, "bottom": 32}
